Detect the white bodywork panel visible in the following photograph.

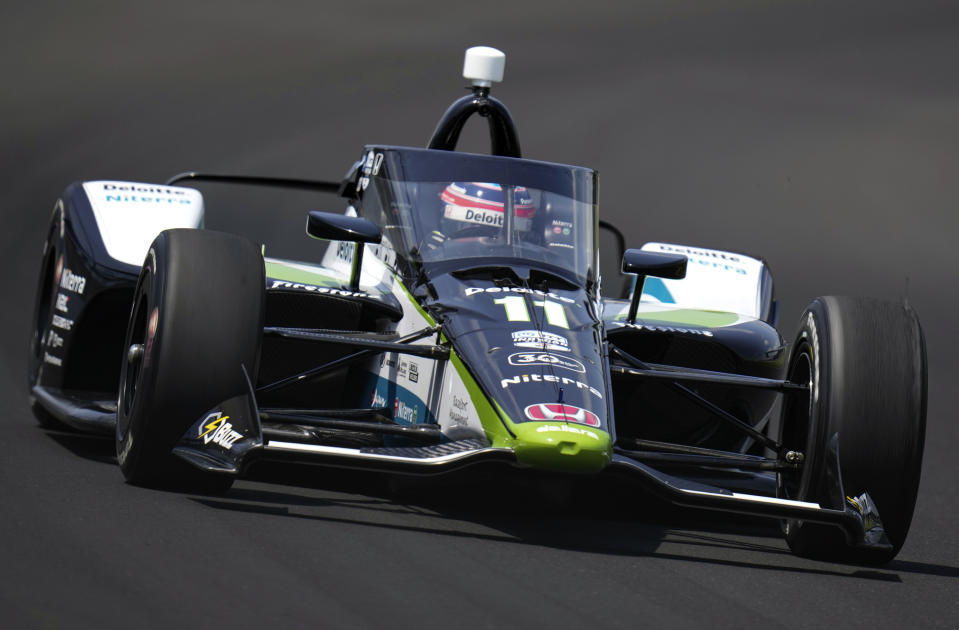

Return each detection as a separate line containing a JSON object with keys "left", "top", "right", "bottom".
{"left": 320, "top": 231, "right": 489, "bottom": 441}
{"left": 82, "top": 180, "right": 204, "bottom": 266}
{"left": 640, "top": 242, "right": 766, "bottom": 319}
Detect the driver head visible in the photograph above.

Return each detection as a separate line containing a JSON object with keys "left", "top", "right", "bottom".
{"left": 439, "top": 182, "right": 535, "bottom": 239}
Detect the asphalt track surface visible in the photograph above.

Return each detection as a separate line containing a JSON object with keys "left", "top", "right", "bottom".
{"left": 2, "top": 1, "right": 958, "bottom": 628}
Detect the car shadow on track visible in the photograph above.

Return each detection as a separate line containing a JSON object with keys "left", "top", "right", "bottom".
{"left": 42, "top": 429, "right": 116, "bottom": 465}
{"left": 185, "top": 461, "right": 953, "bottom": 581}
{"left": 35, "top": 427, "right": 958, "bottom": 581}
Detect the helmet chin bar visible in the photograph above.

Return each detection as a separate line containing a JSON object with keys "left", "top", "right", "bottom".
{"left": 427, "top": 46, "right": 522, "bottom": 158}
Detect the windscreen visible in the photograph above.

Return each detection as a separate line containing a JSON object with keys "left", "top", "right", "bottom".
{"left": 356, "top": 147, "right": 598, "bottom": 286}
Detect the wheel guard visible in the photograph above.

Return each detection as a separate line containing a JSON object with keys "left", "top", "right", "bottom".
{"left": 173, "top": 366, "right": 263, "bottom": 475}
{"left": 824, "top": 433, "right": 891, "bottom": 550}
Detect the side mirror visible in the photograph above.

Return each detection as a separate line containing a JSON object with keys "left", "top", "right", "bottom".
{"left": 306, "top": 210, "right": 382, "bottom": 244}
{"left": 621, "top": 249, "right": 687, "bottom": 324}
{"left": 305, "top": 211, "right": 382, "bottom": 292}
{"left": 622, "top": 249, "right": 687, "bottom": 278}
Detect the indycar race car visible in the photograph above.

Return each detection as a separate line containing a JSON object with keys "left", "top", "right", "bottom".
{"left": 28, "top": 47, "right": 926, "bottom": 564}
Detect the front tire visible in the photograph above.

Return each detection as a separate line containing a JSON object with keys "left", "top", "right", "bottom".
{"left": 116, "top": 229, "right": 264, "bottom": 491}
{"left": 778, "top": 296, "right": 926, "bottom": 563}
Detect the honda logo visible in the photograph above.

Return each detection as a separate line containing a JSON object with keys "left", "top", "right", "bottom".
{"left": 524, "top": 403, "right": 600, "bottom": 427}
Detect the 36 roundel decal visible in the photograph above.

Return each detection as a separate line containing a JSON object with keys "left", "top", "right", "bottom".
{"left": 507, "top": 352, "right": 585, "bottom": 373}
{"left": 524, "top": 403, "right": 600, "bottom": 427}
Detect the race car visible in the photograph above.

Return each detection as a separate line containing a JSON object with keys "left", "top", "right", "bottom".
{"left": 28, "top": 46, "right": 926, "bottom": 564}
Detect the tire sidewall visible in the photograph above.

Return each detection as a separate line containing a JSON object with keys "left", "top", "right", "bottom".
{"left": 779, "top": 298, "right": 844, "bottom": 551}
{"left": 116, "top": 243, "right": 166, "bottom": 477}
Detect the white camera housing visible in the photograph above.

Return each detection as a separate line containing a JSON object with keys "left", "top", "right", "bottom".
{"left": 463, "top": 46, "right": 506, "bottom": 88}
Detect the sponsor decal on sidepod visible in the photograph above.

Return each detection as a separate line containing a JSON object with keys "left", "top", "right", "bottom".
{"left": 394, "top": 398, "right": 418, "bottom": 423}
{"left": 101, "top": 183, "right": 194, "bottom": 205}
{"left": 59, "top": 268, "right": 86, "bottom": 294}
{"left": 46, "top": 330, "right": 64, "bottom": 349}
{"left": 51, "top": 315, "right": 74, "bottom": 331}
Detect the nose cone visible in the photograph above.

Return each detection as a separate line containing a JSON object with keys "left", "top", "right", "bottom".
{"left": 430, "top": 274, "right": 612, "bottom": 473}
{"left": 511, "top": 421, "right": 611, "bottom": 473}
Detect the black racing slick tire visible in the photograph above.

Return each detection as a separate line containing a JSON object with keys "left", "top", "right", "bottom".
{"left": 27, "top": 205, "right": 67, "bottom": 429}
{"left": 778, "top": 296, "right": 926, "bottom": 564}
{"left": 116, "top": 229, "right": 264, "bottom": 491}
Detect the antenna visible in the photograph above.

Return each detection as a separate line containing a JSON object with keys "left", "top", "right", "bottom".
{"left": 463, "top": 46, "right": 506, "bottom": 88}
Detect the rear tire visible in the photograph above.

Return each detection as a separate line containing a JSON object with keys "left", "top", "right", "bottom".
{"left": 116, "top": 229, "right": 264, "bottom": 491}
{"left": 27, "top": 207, "right": 69, "bottom": 430}
{"left": 778, "top": 296, "right": 926, "bottom": 563}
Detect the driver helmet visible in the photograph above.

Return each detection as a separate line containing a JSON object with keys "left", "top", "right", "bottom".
{"left": 439, "top": 182, "right": 536, "bottom": 238}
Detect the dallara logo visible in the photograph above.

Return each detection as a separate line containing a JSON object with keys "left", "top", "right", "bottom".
{"left": 507, "top": 352, "right": 585, "bottom": 373}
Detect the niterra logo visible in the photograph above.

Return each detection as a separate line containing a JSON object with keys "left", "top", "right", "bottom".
{"left": 501, "top": 373, "right": 603, "bottom": 399}
{"left": 102, "top": 183, "right": 192, "bottom": 205}
{"left": 197, "top": 412, "right": 243, "bottom": 450}
{"left": 394, "top": 398, "right": 418, "bottom": 423}
{"left": 59, "top": 268, "right": 86, "bottom": 294}
{"left": 105, "top": 195, "right": 193, "bottom": 205}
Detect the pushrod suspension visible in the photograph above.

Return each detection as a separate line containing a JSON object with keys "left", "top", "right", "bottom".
{"left": 610, "top": 346, "right": 781, "bottom": 452}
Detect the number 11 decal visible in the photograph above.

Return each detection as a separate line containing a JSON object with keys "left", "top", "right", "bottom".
{"left": 493, "top": 296, "right": 570, "bottom": 329}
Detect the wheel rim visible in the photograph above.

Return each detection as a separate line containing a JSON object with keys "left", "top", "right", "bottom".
{"left": 779, "top": 345, "right": 812, "bottom": 501}
{"left": 118, "top": 287, "right": 149, "bottom": 438}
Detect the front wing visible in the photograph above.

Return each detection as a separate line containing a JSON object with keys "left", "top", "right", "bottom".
{"left": 173, "top": 382, "right": 891, "bottom": 554}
